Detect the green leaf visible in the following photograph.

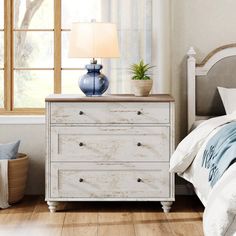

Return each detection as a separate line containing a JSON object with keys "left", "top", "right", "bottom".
{"left": 129, "top": 60, "right": 155, "bottom": 80}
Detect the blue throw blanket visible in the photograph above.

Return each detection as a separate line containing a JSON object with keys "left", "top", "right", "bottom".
{"left": 202, "top": 121, "right": 236, "bottom": 187}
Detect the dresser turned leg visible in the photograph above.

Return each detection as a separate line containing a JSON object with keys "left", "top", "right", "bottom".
{"left": 161, "top": 201, "right": 173, "bottom": 213}
{"left": 47, "top": 201, "right": 58, "bottom": 213}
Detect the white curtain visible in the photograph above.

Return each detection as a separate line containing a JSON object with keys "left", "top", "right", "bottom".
{"left": 101, "top": 0, "right": 153, "bottom": 94}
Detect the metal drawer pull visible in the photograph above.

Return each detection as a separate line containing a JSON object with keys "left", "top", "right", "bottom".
{"left": 79, "top": 178, "right": 84, "bottom": 182}
{"left": 137, "top": 111, "right": 142, "bottom": 115}
{"left": 79, "top": 142, "right": 84, "bottom": 147}
{"left": 79, "top": 111, "right": 84, "bottom": 115}
{"left": 137, "top": 142, "right": 142, "bottom": 146}
{"left": 137, "top": 178, "right": 142, "bottom": 182}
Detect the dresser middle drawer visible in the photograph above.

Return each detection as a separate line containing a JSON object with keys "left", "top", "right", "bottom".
{"left": 50, "top": 126, "right": 170, "bottom": 162}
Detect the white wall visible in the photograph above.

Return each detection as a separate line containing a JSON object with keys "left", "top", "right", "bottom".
{"left": 171, "top": 0, "right": 236, "bottom": 142}
{"left": 0, "top": 124, "right": 45, "bottom": 194}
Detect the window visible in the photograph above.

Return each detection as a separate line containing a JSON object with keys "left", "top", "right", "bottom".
{"left": 14, "top": 0, "right": 54, "bottom": 109}
{"left": 0, "top": 0, "right": 152, "bottom": 114}
{"left": 61, "top": 0, "right": 102, "bottom": 94}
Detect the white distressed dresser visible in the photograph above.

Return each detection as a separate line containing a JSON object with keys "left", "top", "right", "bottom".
{"left": 45, "top": 94, "right": 175, "bottom": 213}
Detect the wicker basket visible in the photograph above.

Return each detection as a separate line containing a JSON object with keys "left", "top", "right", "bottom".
{"left": 8, "top": 153, "right": 29, "bottom": 204}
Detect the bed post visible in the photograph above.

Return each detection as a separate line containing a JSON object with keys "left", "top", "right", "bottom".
{"left": 187, "top": 47, "right": 196, "bottom": 130}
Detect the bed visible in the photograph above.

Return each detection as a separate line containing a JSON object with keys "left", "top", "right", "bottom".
{"left": 170, "top": 44, "right": 236, "bottom": 236}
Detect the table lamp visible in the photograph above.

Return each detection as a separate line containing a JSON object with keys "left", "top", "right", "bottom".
{"left": 68, "top": 21, "right": 120, "bottom": 96}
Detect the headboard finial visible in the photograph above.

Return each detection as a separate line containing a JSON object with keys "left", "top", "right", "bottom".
{"left": 187, "top": 47, "right": 196, "bottom": 57}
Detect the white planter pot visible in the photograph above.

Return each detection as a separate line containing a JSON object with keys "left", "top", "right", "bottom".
{"left": 131, "top": 80, "right": 153, "bottom": 97}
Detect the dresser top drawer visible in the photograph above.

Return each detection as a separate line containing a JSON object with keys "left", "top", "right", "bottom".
{"left": 49, "top": 102, "right": 170, "bottom": 124}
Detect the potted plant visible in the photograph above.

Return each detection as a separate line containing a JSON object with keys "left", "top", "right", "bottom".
{"left": 129, "top": 60, "right": 154, "bottom": 96}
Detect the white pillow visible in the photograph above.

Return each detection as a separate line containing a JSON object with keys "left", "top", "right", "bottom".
{"left": 218, "top": 87, "right": 236, "bottom": 114}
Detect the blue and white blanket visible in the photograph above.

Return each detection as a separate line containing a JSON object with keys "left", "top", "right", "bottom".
{"left": 202, "top": 121, "right": 236, "bottom": 187}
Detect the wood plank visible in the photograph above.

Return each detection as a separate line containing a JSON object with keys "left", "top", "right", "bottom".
{"left": 0, "top": 196, "right": 205, "bottom": 236}
{"left": 13, "top": 29, "right": 54, "bottom": 32}
{"left": 0, "top": 108, "right": 44, "bottom": 115}
{"left": 165, "top": 196, "right": 204, "bottom": 236}
{"left": 62, "top": 212, "right": 98, "bottom": 236}
{"left": 45, "top": 94, "right": 175, "bottom": 102}
{"left": 4, "top": 0, "right": 13, "bottom": 111}
{"left": 98, "top": 212, "right": 135, "bottom": 236}
{"left": 166, "top": 212, "right": 203, "bottom": 236}
{"left": 24, "top": 196, "right": 65, "bottom": 236}
{"left": 0, "top": 195, "right": 37, "bottom": 236}
{"left": 13, "top": 68, "right": 54, "bottom": 70}
{"left": 133, "top": 211, "right": 173, "bottom": 236}
{"left": 54, "top": 0, "right": 61, "bottom": 93}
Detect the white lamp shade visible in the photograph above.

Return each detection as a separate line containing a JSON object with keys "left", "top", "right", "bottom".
{"left": 68, "top": 22, "right": 120, "bottom": 58}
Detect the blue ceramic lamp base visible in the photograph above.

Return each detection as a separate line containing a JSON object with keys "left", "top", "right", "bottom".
{"left": 79, "top": 61, "right": 109, "bottom": 96}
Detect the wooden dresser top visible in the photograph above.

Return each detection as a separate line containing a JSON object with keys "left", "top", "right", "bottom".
{"left": 45, "top": 94, "right": 174, "bottom": 102}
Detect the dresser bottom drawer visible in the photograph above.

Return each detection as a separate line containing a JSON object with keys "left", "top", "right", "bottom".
{"left": 50, "top": 163, "right": 170, "bottom": 198}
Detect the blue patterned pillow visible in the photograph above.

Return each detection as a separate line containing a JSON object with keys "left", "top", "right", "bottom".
{"left": 0, "top": 140, "right": 20, "bottom": 160}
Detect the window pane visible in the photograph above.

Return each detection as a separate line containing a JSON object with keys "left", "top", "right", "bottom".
{"left": 14, "top": 70, "right": 53, "bottom": 108}
{"left": 0, "top": 31, "right": 3, "bottom": 68}
{"left": 14, "top": 31, "right": 53, "bottom": 68}
{"left": 105, "top": 0, "right": 152, "bottom": 93}
{"left": 0, "top": 70, "right": 3, "bottom": 108}
{"left": 14, "top": 0, "right": 53, "bottom": 29}
{"left": 62, "top": 0, "right": 101, "bottom": 29}
{"left": 62, "top": 70, "right": 85, "bottom": 94}
{"left": 0, "top": 0, "right": 3, "bottom": 29}
{"left": 62, "top": 31, "right": 89, "bottom": 69}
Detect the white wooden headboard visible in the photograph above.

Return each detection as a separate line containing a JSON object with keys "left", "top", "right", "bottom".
{"left": 187, "top": 44, "right": 236, "bottom": 130}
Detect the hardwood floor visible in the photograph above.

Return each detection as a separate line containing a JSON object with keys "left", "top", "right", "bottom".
{"left": 0, "top": 196, "right": 204, "bottom": 236}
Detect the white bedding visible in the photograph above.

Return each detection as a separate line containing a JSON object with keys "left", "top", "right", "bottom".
{"left": 170, "top": 112, "right": 236, "bottom": 236}
{"left": 190, "top": 119, "right": 206, "bottom": 131}
{"left": 181, "top": 126, "right": 222, "bottom": 205}
{"left": 203, "top": 163, "right": 236, "bottom": 236}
